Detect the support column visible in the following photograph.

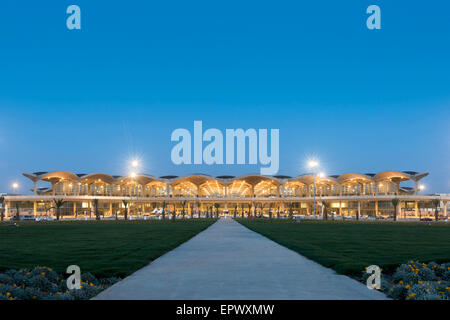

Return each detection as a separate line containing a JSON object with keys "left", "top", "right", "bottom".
{"left": 73, "top": 202, "right": 76, "bottom": 217}
{"left": 444, "top": 201, "right": 448, "bottom": 218}
{"left": 4, "top": 202, "right": 9, "bottom": 218}
{"left": 339, "top": 201, "right": 342, "bottom": 216}
{"left": 414, "top": 200, "right": 419, "bottom": 218}
{"left": 109, "top": 202, "right": 113, "bottom": 216}
{"left": 375, "top": 200, "right": 379, "bottom": 216}
{"left": 33, "top": 201, "right": 37, "bottom": 216}
{"left": 357, "top": 201, "right": 361, "bottom": 219}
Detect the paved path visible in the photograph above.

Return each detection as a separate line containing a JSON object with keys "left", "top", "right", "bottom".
{"left": 94, "top": 218, "right": 387, "bottom": 300}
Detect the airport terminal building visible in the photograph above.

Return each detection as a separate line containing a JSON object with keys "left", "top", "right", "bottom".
{"left": 2, "top": 170, "right": 449, "bottom": 220}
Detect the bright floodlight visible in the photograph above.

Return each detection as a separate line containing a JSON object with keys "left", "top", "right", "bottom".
{"left": 419, "top": 184, "right": 425, "bottom": 191}
{"left": 12, "top": 182, "right": 19, "bottom": 189}
{"left": 131, "top": 159, "right": 139, "bottom": 168}
{"left": 318, "top": 172, "right": 325, "bottom": 178}
{"left": 308, "top": 160, "right": 319, "bottom": 169}
{"left": 130, "top": 172, "right": 137, "bottom": 178}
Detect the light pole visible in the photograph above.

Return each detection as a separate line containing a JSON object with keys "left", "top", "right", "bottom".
{"left": 308, "top": 160, "right": 319, "bottom": 218}
{"left": 318, "top": 172, "right": 325, "bottom": 218}
{"left": 130, "top": 159, "right": 140, "bottom": 219}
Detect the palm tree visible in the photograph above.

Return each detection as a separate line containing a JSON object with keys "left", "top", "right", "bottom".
{"left": 432, "top": 199, "right": 440, "bottom": 221}
{"left": 161, "top": 201, "right": 167, "bottom": 220}
{"left": 322, "top": 202, "right": 329, "bottom": 220}
{"left": 214, "top": 203, "right": 220, "bottom": 218}
{"left": 52, "top": 199, "right": 66, "bottom": 221}
{"left": 122, "top": 200, "right": 128, "bottom": 220}
{"left": 391, "top": 198, "right": 399, "bottom": 221}
{"left": 181, "top": 200, "right": 187, "bottom": 219}
{"left": 268, "top": 203, "right": 273, "bottom": 219}
{"left": 0, "top": 196, "right": 4, "bottom": 221}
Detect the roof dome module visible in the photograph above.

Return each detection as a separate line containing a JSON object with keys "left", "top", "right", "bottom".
{"left": 160, "top": 175, "right": 178, "bottom": 179}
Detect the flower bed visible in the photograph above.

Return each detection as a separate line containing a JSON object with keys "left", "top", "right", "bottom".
{"left": 0, "top": 266, "right": 120, "bottom": 300}
{"left": 361, "top": 261, "right": 450, "bottom": 300}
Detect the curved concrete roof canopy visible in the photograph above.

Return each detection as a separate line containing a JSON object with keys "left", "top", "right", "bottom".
{"left": 23, "top": 170, "right": 429, "bottom": 187}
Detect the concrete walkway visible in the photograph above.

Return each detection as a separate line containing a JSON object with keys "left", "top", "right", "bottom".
{"left": 94, "top": 218, "right": 387, "bottom": 300}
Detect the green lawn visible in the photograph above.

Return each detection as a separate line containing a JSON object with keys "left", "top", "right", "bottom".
{"left": 237, "top": 219, "right": 450, "bottom": 275}
{"left": 0, "top": 219, "right": 216, "bottom": 277}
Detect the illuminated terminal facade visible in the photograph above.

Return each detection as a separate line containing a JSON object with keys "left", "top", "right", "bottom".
{"left": 2, "top": 170, "right": 449, "bottom": 220}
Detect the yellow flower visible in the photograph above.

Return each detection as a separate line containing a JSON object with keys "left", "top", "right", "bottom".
{"left": 66, "top": 290, "right": 70, "bottom": 294}
{"left": 41, "top": 272, "right": 45, "bottom": 276}
{"left": 405, "top": 285, "right": 411, "bottom": 289}
{"left": 26, "top": 272, "right": 30, "bottom": 275}
{"left": 9, "top": 297, "right": 13, "bottom": 300}
{"left": 399, "top": 281, "right": 404, "bottom": 284}
{"left": 6, "top": 292, "right": 11, "bottom": 296}
{"left": 32, "top": 296, "right": 36, "bottom": 299}
{"left": 80, "top": 285, "right": 83, "bottom": 289}
{"left": 89, "top": 283, "right": 94, "bottom": 287}
{"left": 408, "top": 293, "right": 416, "bottom": 298}
{"left": 446, "top": 287, "right": 450, "bottom": 291}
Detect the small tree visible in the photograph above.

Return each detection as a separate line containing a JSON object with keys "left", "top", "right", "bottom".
{"left": 322, "top": 202, "right": 329, "bottom": 220}
{"left": 122, "top": 200, "right": 128, "bottom": 220}
{"left": 288, "top": 202, "right": 295, "bottom": 219}
{"left": 214, "top": 203, "right": 220, "bottom": 218}
{"left": 52, "top": 199, "right": 66, "bottom": 221}
{"left": 195, "top": 201, "right": 200, "bottom": 218}
{"left": 233, "top": 204, "right": 238, "bottom": 219}
{"left": 240, "top": 204, "right": 245, "bottom": 218}
{"left": 181, "top": 200, "right": 187, "bottom": 219}
{"left": 277, "top": 204, "right": 281, "bottom": 219}
{"left": 247, "top": 203, "right": 252, "bottom": 218}
{"left": 161, "top": 201, "right": 167, "bottom": 220}
{"left": 93, "top": 199, "right": 101, "bottom": 220}
{"left": 432, "top": 199, "right": 440, "bottom": 222}
{"left": 0, "top": 196, "right": 4, "bottom": 221}
{"left": 268, "top": 203, "right": 273, "bottom": 219}
{"left": 391, "top": 198, "right": 399, "bottom": 221}
{"left": 15, "top": 202, "right": 20, "bottom": 221}
{"left": 172, "top": 203, "right": 177, "bottom": 221}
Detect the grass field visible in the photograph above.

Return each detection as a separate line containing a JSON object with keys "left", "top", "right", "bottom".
{"left": 237, "top": 219, "right": 450, "bottom": 275}
{"left": 0, "top": 219, "right": 216, "bottom": 277}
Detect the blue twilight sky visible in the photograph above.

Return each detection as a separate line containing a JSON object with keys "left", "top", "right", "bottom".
{"left": 0, "top": 0, "right": 449, "bottom": 194}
